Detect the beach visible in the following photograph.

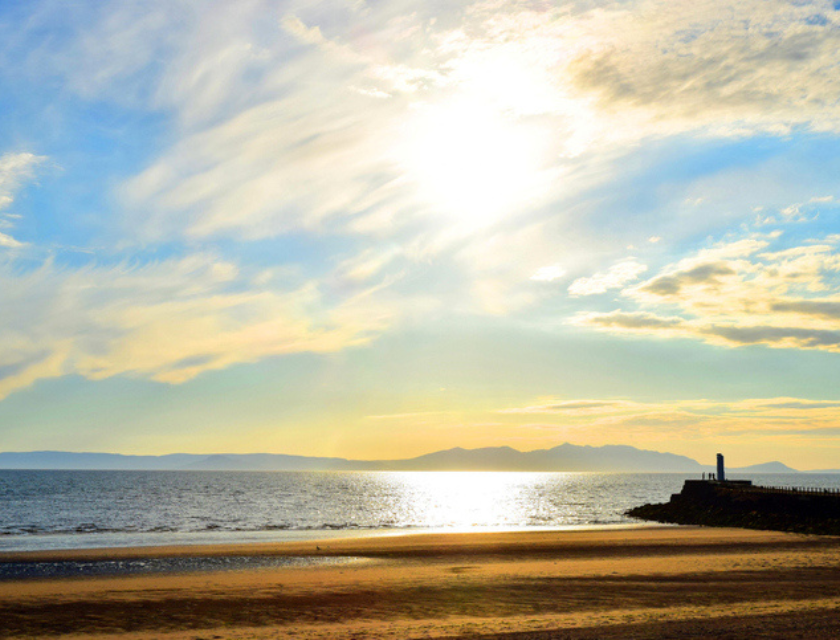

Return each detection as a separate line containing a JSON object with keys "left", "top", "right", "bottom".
{"left": 2, "top": 527, "right": 840, "bottom": 639}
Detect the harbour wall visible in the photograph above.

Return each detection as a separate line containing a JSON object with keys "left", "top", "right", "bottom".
{"left": 627, "top": 479, "right": 840, "bottom": 536}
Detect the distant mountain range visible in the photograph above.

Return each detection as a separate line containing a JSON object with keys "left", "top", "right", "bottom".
{"left": 0, "top": 444, "right": 833, "bottom": 473}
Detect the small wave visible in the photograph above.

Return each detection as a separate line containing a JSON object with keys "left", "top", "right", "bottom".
{"left": 526, "top": 515, "right": 556, "bottom": 523}
{"left": 320, "top": 522, "right": 360, "bottom": 530}
{"left": 0, "top": 526, "right": 49, "bottom": 536}
{"left": 71, "top": 522, "right": 139, "bottom": 535}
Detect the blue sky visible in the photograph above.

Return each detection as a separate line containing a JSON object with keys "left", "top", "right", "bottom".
{"left": 2, "top": 0, "right": 840, "bottom": 468}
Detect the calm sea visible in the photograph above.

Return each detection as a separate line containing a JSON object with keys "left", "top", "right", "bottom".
{"left": 2, "top": 470, "right": 839, "bottom": 552}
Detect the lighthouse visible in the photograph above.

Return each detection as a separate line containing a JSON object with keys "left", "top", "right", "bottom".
{"left": 716, "top": 453, "right": 725, "bottom": 482}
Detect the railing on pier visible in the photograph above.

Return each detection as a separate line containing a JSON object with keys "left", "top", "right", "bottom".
{"left": 727, "top": 484, "right": 840, "bottom": 497}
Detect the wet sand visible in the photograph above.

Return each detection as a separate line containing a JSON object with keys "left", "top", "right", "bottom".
{"left": 2, "top": 527, "right": 840, "bottom": 639}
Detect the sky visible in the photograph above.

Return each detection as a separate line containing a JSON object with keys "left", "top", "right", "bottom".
{"left": 2, "top": 0, "right": 840, "bottom": 469}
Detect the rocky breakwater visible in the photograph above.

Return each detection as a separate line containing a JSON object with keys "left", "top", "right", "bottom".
{"left": 627, "top": 479, "right": 840, "bottom": 535}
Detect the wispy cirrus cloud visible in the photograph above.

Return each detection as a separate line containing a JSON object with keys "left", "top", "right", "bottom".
{"left": 0, "top": 233, "right": 25, "bottom": 249}
{"left": 499, "top": 396, "right": 840, "bottom": 442}
{"left": 116, "top": 4, "right": 565, "bottom": 243}
{"left": 5, "top": 0, "right": 840, "bottom": 422}
{"left": 0, "top": 152, "right": 46, "bottom": 249}
{"left": 500, "top": 399, "right": 640, "bottom": 415}
{"left": 7, "top": 0, "right": 840, "bottom": 255}
{"left": 101, "top": 0, "right": 840, "bottom": 248}
{"left": 754, "top": 196, "right": 836, "bottom": 226}
{"left": 530, "top": 264, "right": 566, "bottom": 283}
{"left": 0, "top": 254, "right": 397, "bottom": 400}
{"left": 0, "top": 152, "right": 43, "bottom": 199}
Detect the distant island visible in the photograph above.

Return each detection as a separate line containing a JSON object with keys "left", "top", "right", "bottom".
{"left": 0, "top": 444, "right": 832, "bottom": 472}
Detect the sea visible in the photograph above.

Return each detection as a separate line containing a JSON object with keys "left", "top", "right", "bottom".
{"left": 2, "top": 470, "right": 840, "bottom": 553}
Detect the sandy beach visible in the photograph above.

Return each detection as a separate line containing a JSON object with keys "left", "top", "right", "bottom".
{"left": 2, "top": 527, "right": 840, "bottom": 639}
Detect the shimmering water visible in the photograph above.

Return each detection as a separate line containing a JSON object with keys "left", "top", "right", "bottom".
{"left": 1, "top": 470, "right": 838, "bottom": 551}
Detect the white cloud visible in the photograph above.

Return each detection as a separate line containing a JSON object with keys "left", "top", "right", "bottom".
{"left": 0, "top": 232, "right": 26, "bottom": 249}
{"left": 0, "top": 151, "right": 45, "bottom": 200}
{"left": 567, "top": 0, "right": 840, "bottom": 135}
{"left": 754, "top": 196, "right": 839, "bottom": 226}
{"left": 0, "top": 151, "right": 46, "bottom": 249}
{"left": 530, "top": 264, "right": 566, "bottom": 283}
{"left": 281, "top": 15, "right": 326, "bottom": 46}
{"left": 574, "top": 233, "right": 840, "bottom": 354}
{"left": 568, "top": 259, "right": 647, "bottom": 296}
{"left": 351, "top": 86, "right": 392, "bottom": 99}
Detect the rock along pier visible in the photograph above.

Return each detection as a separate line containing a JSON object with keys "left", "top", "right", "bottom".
{"left": 627, "top": 454, "right": 840, "bottom": 536}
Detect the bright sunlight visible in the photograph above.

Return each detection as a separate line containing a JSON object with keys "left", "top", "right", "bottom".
{"left": 399, "top": 97, "right": 549, "bottom": 229}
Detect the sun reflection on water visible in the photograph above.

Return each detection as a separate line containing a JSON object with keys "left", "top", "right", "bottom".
{"left": 385, "top": 471, "right": 574, "bottom": 529}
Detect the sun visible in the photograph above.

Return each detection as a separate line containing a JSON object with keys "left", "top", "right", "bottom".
{"left": 398, "top": 96, "right": 548, "bottom": 229}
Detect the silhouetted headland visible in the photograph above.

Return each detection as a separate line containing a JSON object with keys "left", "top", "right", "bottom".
{"left": 628, "top": 454, "right": 840, "bottom": 535}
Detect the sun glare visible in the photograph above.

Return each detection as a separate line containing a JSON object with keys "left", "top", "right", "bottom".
{"left": 399, "top": 98, "right": 548, "bottom": 229}
{"left": 393, "top": 471, "right": 544, "bottom": 529}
